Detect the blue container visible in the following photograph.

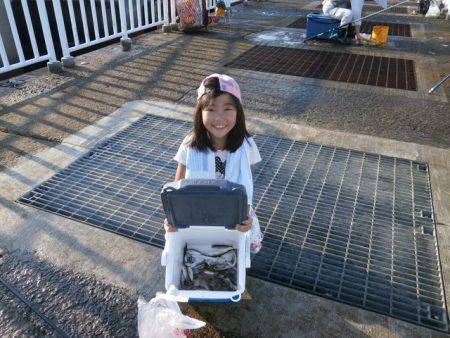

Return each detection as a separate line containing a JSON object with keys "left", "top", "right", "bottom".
{"left": 306, "top": 13, "right": 340, "bottom": 40}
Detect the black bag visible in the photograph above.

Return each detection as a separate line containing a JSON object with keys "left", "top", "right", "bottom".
{"left": 345, "top": 24, "right": 355, "bottom": 39}
{"left": 419, "top": 0, "right": 430, "bottom": 14}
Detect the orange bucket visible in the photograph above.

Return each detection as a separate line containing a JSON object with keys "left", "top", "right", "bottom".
{"left": 215, "top": 7, "right": 226, "bottom": 17}
{"left": 371, "top": 26, "right": 389, "bottom": 45}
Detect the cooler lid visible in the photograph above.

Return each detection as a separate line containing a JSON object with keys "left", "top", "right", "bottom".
{"left": 161, "top": 179, "right": 248, "bottom": 229}
{"left": 307, "top": 13, "right": 341, "bottom": 24}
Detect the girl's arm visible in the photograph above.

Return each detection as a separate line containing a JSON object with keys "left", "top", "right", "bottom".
{"left": 175, "top": 163, "right": 186, "bottom": 181}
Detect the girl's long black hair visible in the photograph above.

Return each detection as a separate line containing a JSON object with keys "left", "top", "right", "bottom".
{"left": 189, "top": 76, "right": 250, "bottom": 152}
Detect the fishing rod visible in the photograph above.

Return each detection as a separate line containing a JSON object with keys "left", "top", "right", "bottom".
{"left": 304, "top": 0, "right": 411, "bottom": 42}
{"left": 428, "top": 74, "right": 449, "bottom": 94}
{"left": 0, "top": 275, "right": 69, "bottom": 337}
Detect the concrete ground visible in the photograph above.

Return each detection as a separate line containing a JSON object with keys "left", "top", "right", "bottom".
{"left": 0, "top": 0, "right": 449, "bottom": 336}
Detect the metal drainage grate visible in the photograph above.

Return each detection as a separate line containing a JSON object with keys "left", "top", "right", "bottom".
{"left": 364, "top": 4, "right": 409, "bottom": 13}
{"left": 251, "top": 137, "right": 447, "bottom": 332}
{"left": 369, "top": 0, "right": 417, "bottom": 4}
{"left": 315, "top": 4, "right": 409, "bottom": 13}
{"left": 18, "top": 116, "right": 191, "bottom": 247}
{"left": 287, "top": 18, "right": 411, "bottom": 37}
{"left": 361, "top": 21, "right": 412, "bottom": 37}
{"left": 18, "top": 114, "right": 447, "bottom": 332}
{"left": 225, "top": 45, "right": 417, "bottom": 91}
{"left": 287, "top": 17, "right": 308, "bottom": 29}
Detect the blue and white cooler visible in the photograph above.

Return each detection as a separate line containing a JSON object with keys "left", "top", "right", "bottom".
{"left": 160, "top": 179, "right": 251, "bottom": 302}
{"left": 306, "top": 13, "right": 340, "bottom": 40}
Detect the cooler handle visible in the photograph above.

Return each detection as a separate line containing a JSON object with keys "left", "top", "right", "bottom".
{"left": 184, "top": 185, "right": 223, "bottom": 191}
{"left": 245, "top": 232, "right": 251, "bottom": 268}
{"left": 162, "top": 187, "right": 176, "bottom": 193}
{"left": 161, "top": 249, "right": 167, "bottom": 266}
{"left": 161, "top": 233, "right": 171, "bottom": 266}
{"left": 230, "top": 293, "right": 242, "bottom": 302}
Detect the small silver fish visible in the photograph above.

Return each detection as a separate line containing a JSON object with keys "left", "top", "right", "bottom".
{"left": 180, "top": 244, "right": 238, "bottom": 291}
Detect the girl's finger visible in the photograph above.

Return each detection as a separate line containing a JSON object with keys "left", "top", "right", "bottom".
{"left": 164, "top": 219, "right": 177, "bottom": 232}
{"left": 166, "top": 225, "right": 177, "bottom": 232}
{"left": 242, "top": 218, "right": 252, "bottom": 226}
{"left": 236, "top": 224, "right": 251, "bottom": 232}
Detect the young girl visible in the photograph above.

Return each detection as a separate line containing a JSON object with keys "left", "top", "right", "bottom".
{"left": 164, "top": 73, "right": 263, "bottom": 253}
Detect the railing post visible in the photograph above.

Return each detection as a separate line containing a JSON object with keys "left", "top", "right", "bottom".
{"left": 170, "top": 0, "right": 176, "bottom": 25}
{"left": 0, "top": 33, "right": 10, "bottom": 71}
{"left": 36, "top": 0, "right": 62, "bottom": 73}
{"left": 4, "top": 0, "right": 25, "bottom": 63}
{"left": 52, "top": 0, "right": 75, "bottom": 68}
{"left": 119, "top": 0, "right": 131, "bottom": 51}
{"left": 162, "top": 0, "right": 171, "bottom": 32}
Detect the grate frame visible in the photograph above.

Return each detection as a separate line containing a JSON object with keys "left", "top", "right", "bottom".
{"left": 225, "top": 45, "right": 417, "bottom": 91}
{"left": 17, "top": 114, "right": 448, "bottom": 332}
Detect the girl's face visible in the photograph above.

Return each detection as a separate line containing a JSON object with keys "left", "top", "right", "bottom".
{"left": 202, "top": 93, "right": 237, "bottom": 147}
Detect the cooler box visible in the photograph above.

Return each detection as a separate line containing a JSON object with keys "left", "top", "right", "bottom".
{"left": 160, "top": 179, "right": 251, "bottom": 302}
{"left": 306, "top": 13, "right": 340, "bottom": 40}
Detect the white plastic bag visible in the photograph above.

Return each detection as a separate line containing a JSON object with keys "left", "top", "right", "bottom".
{"left": 426, "top": 0, "right": 442, "bottom": 17}
{"left": 176, "top": 0, "right": 205, "bottom": 31}
{"left": 138, "top": 286, "right": 205, "bottom": 338}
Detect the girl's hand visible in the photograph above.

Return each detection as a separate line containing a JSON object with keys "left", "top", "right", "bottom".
{"left": 236, "top": 217, "right": 252, "bottom": 232}
{"left": 164, "top": 218, "right": 178, "bottom": 232}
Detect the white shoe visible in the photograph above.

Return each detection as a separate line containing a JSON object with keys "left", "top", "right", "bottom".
{"left": 359, "top": 33, "right": 372, "bottom": 41}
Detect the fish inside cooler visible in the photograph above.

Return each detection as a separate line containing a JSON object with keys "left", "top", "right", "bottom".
{"left": 162, "top": 224, "right": 248, "bottom": 301}
{"left": 180, "top": 244, "right": 238, "bottom": 291}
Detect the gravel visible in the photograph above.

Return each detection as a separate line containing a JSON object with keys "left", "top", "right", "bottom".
{"left": 0, "top": 250, "right": 138, "bottom": 336}
{"left": 0, "top": 250, "right": 223, "bottom": 337}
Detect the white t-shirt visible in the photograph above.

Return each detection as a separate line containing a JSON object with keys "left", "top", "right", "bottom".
{"left": 174, "top": 136, "right": 262, "bottom": 179}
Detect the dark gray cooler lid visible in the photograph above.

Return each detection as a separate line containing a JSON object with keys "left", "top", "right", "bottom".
{"left": 161, "top": 179, "right": 248, "bottom": 229}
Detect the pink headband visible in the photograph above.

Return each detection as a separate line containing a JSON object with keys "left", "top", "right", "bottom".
{"left": 197, "top": 73, "right": 242, "bottom": 103}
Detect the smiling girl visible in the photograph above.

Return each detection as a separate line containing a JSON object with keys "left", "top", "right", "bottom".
{"left": 164, "top": 74, "right": 264, "bottom": 253}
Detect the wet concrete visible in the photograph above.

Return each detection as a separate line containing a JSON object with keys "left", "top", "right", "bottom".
{"left": 0, "top": 0, "right": 449, "bottom": 336}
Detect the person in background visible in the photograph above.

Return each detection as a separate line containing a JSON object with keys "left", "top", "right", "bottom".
{"left": 350, "top": 0, "right": 372, "bottom": 43}
{"left": 322, "top": 0, "right": 371, "bottom": 43}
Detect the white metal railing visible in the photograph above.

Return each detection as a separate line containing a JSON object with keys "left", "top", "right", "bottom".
{"left": 53, "top": 0, "right": 169, "bottom": 57}
{"left": 1, "top": 0, "right": 170, "bottom": 74}
{"left": 206, "top": 0, "right": 216, "bottom": 10}
{"left": 1, "top": 0, "right": 242, "bottom": 75}
{"left": 0, "top": 0, "right": 57, "bottom": 74}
